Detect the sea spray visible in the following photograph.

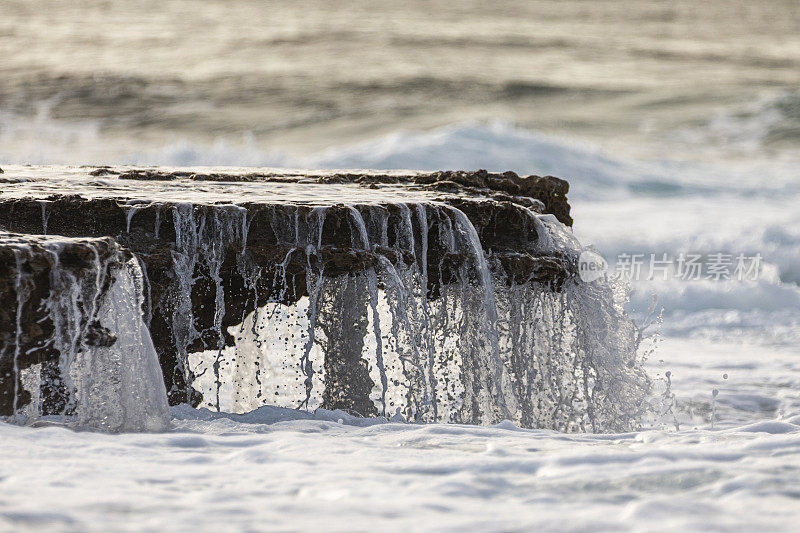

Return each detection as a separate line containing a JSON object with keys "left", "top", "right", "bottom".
{"left": 168, "top": 203, "right": 248, "bottom": 405}
{"left": 187, "top": 201, "right": 650, "bottom": 431}
{"left": 0, "top": 233, "right": 170, "bottom": 432}
{"left": 74, "top": 258, "right": 171, "bottom": 432}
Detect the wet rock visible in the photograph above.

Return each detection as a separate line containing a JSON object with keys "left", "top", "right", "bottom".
{"left": 0, "top": 233, "right": 127, "bottom": 415}
{"left": 0, "top": 166, "right": 576, "bottom": 409}
{"left": 107, "top": 167, "right": 572, "bottom": 226}
{"left": 84, "top": 321, "right": 118, "bottom": 347}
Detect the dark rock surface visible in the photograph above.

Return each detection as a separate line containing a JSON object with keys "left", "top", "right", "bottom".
{"left": 0, "top": 167, "right": 575, "bottom": 411}
{"left": 0, "top": 233, "right": 127, "bottom": 415}
{"left": 95, "top": 167, "right": 572, "bottom": 227}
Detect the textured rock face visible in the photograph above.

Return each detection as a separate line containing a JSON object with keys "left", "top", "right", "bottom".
{"left": 92, "top": 167, "right": 573, "bottom": 228}
{"left": 0, "top": 166, "right": 590, "bottom": 422}
{"left": 0, "top": 231, "right": 171, "bottom": 430}
{"left": 0, "top": 233, "right": 127, "bottom": 415}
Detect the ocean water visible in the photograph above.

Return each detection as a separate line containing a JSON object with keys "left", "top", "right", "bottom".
{"left": 1, "top": 1, "right": 800, "bottom": 530}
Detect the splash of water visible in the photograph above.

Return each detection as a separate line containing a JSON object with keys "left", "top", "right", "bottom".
{"left": 179, "top": 201, "right": 650, "bottom": 431}
{"left": 0, "top": 233, "right": 170, "bottom": 432}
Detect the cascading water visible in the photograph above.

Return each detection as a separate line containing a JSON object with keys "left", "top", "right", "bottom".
{"left": 182, "top": 201, "right": 649, "bottom": 431}
{"left": 0, "top": 232, "right": 170, "bottom": 432}
{"left": 168, "top": 203, "right": 248, "bottom": 408}
{"left": 0, "top": 168, "right": 650, "bottom": 432}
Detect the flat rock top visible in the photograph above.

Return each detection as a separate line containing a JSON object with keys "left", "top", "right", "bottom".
{"left": 0, "top": 165, "right": 442, "bottom": 205}
{"left": 0, "top": 165, "right": 569, "bottom": 219}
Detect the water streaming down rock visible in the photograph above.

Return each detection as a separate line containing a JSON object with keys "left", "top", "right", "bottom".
{"left": 0, "top": 166, "right": 650, "bottom": 431}
{"left": 0, "top": 232, "right": 170, "bottom": 431}
{"left": 189, "top": 201, "right": 648, "bottom": 430}
{"left": 168, "top": 203, "right": 248, "bottom": 410}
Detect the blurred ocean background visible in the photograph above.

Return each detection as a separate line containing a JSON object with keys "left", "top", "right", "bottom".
{"left": 2, "top": 3, "right": 800, "bottom": 529}
{"left": 2, "top": 0, "right": 799, "bottom": 163}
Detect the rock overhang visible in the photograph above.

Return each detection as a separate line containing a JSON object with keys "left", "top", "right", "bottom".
{"left": 0, "top": 165, "right": 580, "bottom": 412}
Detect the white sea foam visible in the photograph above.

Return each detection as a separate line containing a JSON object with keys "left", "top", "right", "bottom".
{"left": 0, "top": 403, "right": 799, "bottom": 531}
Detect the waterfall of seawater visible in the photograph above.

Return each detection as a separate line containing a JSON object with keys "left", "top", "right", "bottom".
{"left": 0, "top": 235, "right": 170, "bottom": 432}
{"left": 171, "top": 201, "right": 649, "bottom": 432}
{"left": 1, "top": 197, "right": 649, "bottom": 432}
